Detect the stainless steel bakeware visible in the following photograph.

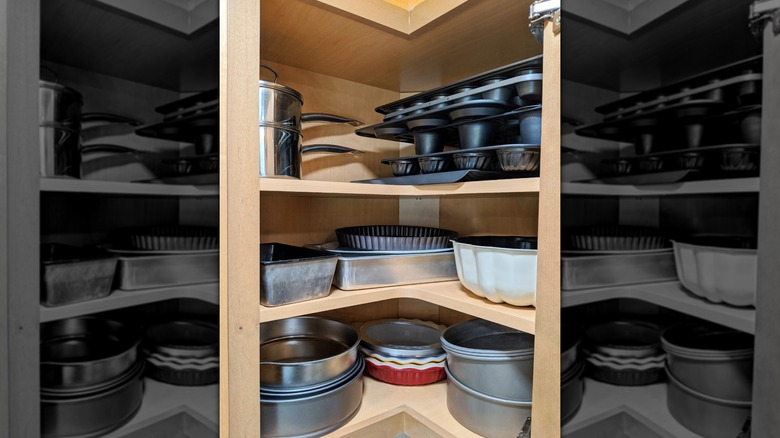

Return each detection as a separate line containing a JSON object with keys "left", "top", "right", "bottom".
{"left": 359, "top": 319, "right": 444, "bottom": 358}
{"left": 561, "top": 331, "right": 581, "bottom": 375}
{"left": 115, "top": 252, "right": 218, "bottom": 290}
{"left": 260, "top": 356, "right": 364, "bottom": 437}
{"left": 441, "top": 319, "right": 534, "bottom": 401}
{"left": 445, "top": 364, "right": 532, "bottom": 438}
{"left": 331, "top": 251, "right": 457, "bottom": 290}
{"left": 561, "top": 360, "right": 585, "bottom": 425}
{"left": 666, "top": 365, "right": 752, "bottom": 438}
{"left": 40, "top": 243, "right": 118, "bottom": 307}
{"left": 40, "top": 359, "right": 144, "bottom": 438}
{"left": 259, "top": 317, "right": 359, "bottom": 388}
{"left": 260, "top": 243, "right": 338, "bottom": 306}
{"left": 661, "top": 322, "right": 753, "bottom": 401}
{"left": 336, "top": 225, "right": 457, "bottom": 251}
{"left": 561, "top": 250, "right": 677, "bottom": 291}
{"left": 584, "top": 320, "right": 662, "bottom": 359}
{"left": 40, "top": 316, "right": 140, "bottom": 391}
{"left": 39, "top": 80, "right": 82, "bottom": 177}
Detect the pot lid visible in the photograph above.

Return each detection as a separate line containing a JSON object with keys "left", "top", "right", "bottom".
{"left": 258, "top": 79, "right": 303, "bottom": 103}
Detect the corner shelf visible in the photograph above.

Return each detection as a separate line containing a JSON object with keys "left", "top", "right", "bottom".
{"left": 259, "top": 178, "right": 540, "bottom": 197}
{"left": 563, "top": 378, "right": 700, "bottom": 438}
{"left": 326, "top": 377, "right": 479, "bottom": 437}
{"left": 40, "top": 178, "right": 218, "bottom": 197}
{"left": 103, "top": 379, "right": 218, "bottom": 438}
{"left": 40, "top": 283, "right": 218, "bottom": 323}
{"left": 259, "top": 281, "right": 536, "bottom": 335}
{"left": 562, "top": 281, "right": 755, "bottom": 334}
{"left": 562, "top": 178, "right": 759, "bottom": 196}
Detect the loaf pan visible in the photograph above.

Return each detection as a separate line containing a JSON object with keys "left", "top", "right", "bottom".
{"left": 41, "top": 243, "right": 118, "bottom": 307}
{"left": 115, "top": 252, "right": 218, "bottom": 291}
{"left": 561, "top": 250, "right": 677, "bottom": 291}
{"left": 260, "top": 243, "right": 338, "bottom": 306}
{"left": 332, "top": 252, "right": 457, "bottom": 290}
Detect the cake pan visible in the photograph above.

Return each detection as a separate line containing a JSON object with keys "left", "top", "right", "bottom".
{"left": 332, "top": 252, "right": 457, "bottom": 290}
{"left": 115, "top": 252, "right": 218, "bottom": 290}
{"left": 260, "top": 243, "right": 338, "bottom": 306}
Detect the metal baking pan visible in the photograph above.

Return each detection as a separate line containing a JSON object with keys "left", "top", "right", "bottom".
{"left": 561, "top": 250, "right": 677, "bottom": 291}
{"left": 260, "top": 243, "right": 338, "bottom": 306}
{"left": 332, "top": 252, "right": 457, "bottom": 290}
{"left": 115, "top": 252, "right": 218, "bottom": 291}
{"left": 41, "top": 243, "right": 118, "bottom": 307}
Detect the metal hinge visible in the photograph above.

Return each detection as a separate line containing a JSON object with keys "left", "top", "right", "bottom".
{"left": 517, "top": 416, "right": 532, "bottom": 438}
{"left": 529, "top": 0, "right": 561, "bottom": 43}
{"left": 750, "top": 0, "right": 780, "bottom": 37}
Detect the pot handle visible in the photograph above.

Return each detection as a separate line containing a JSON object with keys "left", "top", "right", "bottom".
{"left": 82, "top": 112, "right": 144, "bottom": 126}
{"left": 301, "top": 113, "right": 364, "bottom": 126}
{"left": 301, "top": 144, "right": 364, "bottom": 155}
{"left": 81, "top": 144, "right": 146, "bottom": 155}
{"left": 260, "top": 64, "right": 279, "bottom": 83}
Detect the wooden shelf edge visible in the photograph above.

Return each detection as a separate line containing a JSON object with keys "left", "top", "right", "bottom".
{"left": 562, "top": 281, "right": 755, "bottom": 334}
{"left": 259, "top": 281, "right": 536, "bottom": 334}
{"left": 40, "top": 283, "right": 219, "bottom": 322}
{"left": 40, "top": 178, "right": 219, "bottom": 196}
{"left": 259, "top": 177, "right": 540, "bottom": 197}
{"left": 562, "top": 178, "right": 759, "bottom": 196}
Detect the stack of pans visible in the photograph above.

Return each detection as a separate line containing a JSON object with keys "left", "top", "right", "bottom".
{"left": 561, "top": 330, "right": 584, "bottom": 425}
{"left": 661, "top": 321, "right": 753, "bottom": 438}
{"left": 142, "top": 320, "right": 219, "bottom": 386}
{"left": 358, "top": 319, "right": 446, "bottom": 386}
{"left": 582, "top": 320, "right": 665, "bottom": 386}
{"left": 259, "top": 317, "right": 364, "bottom": 437}
{"left": 441, "top": 319, "right": 534, "bottom": 438}
{"left": 40, "top": 317, "right": 144, "bottom": 438}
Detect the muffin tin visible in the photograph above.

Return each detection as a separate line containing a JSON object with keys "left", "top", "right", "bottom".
{"left": 576, "top": 56, "right": 763, "bottom": 158}
{"left": 381, "top": 145, "right": 540, "bottom": 178}
{"left": 592, "top": 144, "right": 759, "bottom": 183}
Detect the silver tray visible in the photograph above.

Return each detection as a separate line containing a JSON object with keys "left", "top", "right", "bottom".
{"left": 115, "top": 252, "right": 218, "bottom": 291}
{"left": 332, "top": 252, "right": 458, "bottom": 291}
{"left": 561, "top": 250, "right": 677, "bottom": 291}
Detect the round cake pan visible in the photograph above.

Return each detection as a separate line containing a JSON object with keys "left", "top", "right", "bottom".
{"left": 441, "top": 319, "right": 534, "bottom": 401}
{"left": 260, "top": 317, "right": 359, "bottom": 388}
{"left": 561, "top": 360, "right": 585, "bottom": 425}
{"left": 445, "top": 365, "right": 532, "bottom": 438}
{"left": 359, "top": 319, "right": 443, "bottom": 358}
{"left": 40, "top": 316, "right": 140, "bottom": 391}
{"left": 41, "top": 359, "right": 144, "bottom": 438}
{"left": 584, "top": 320, "right": 662, "bottom": 359}
{"left": 260, "top": 356, "right": 364, "bottom": 438}
{"left": 661, "top": 322, "right": 753, "bottom": 401}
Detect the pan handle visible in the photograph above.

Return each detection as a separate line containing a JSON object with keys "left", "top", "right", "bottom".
{"left": 82, "top": 113, "right": 144, "bottom": 126}
{"left": 301, "top": 113, "right": 364, "bottom": 126}
{"left": 301, "top": 144, "right": 364, "bottom": 155}
{"left": 260, "top": 64, "right": 279, "bottom": 83}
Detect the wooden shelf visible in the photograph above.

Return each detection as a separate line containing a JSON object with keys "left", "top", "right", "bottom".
{"left": 563, "top": 378, "right": 700, "bottom": 438}
{"left": 325, "top": 377, "right": 479, "bottom": 437}
{"left": 103, "top": 379, "right": 218, "bottom": 438}
{"left": 562, "top": 281, "right": 755, "bottom": 334}
{"left": 40, "top": 178, "right": 218, "bottom": 197}
{"left": 259, "top": 178, "right": 540, "bottom": 197}
{"left": 259, "top": 281, "right": 536, "bottom": 334}
{"left": 40, "top": 283, "right": 218, "bottom": 323}
{"left": 562, "top": 178, "right": 759, "bottom": 196}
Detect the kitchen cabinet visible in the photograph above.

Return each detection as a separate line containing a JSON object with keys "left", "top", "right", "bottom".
{"left": 220, "top": 0, "right": 560, "bottom": 436}
{"left": 2, "top": 0, "right": 220, "bottom": 436}
{"left": 559, "top": 0, "right": 779, "bottom": 436}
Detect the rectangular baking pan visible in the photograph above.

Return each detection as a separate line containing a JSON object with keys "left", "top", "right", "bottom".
{"left": 332, "top": 252, "right": 457, "bottom": 291}
{"left": 115, "top": 252, "right": 218, "bottom": 291}
{"left": 41, "top": 243, "right": 118, "bottom": 307}
{"left": 561, "top": 250, "right": 677, "bottom": 291}
{"left": 260, "top": 243, "right": 338, "bottom": 306}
